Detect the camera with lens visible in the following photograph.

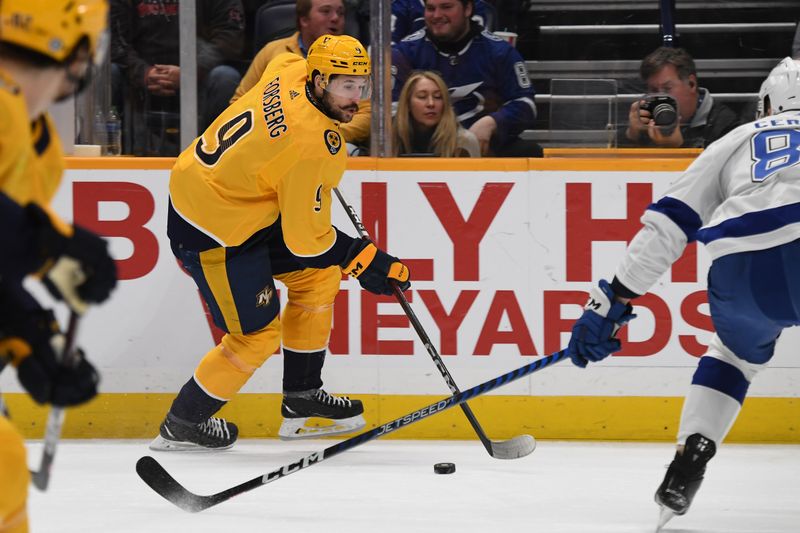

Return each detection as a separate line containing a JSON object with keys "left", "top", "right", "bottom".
{"left": 640, "top": 94, "right": 678, "bottom": 133}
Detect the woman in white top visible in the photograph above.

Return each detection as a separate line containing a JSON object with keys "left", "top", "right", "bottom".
{"left": 393, "top": 70, "right": 480, "bottom": 157}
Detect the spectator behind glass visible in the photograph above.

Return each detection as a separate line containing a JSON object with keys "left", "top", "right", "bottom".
{"left": 231, "top": 0, "right": 371, "bottom": 148}
{"left": 392, "top": 0, "right": 539, "bottom": 157}
{"left": 391, "top": 0, "right": 492, "bottom": 43}
{"left": 624, "top": 47, "right": 740, "bottom": 148}
{"left": 110, "top": 0, "right": 245, "bottom": 155}
{"left": 393, "top": 71, "right": 480, "bottom": 157}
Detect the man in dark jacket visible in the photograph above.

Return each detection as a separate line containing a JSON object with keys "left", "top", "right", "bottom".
{"left": 111, "top": 0, "right": 245, "bottom": 155}
{"left": 624, "top": 47, "right": 741, "bottom": 149}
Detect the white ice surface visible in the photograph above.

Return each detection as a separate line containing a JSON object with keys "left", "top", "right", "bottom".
{"left": 26, "top": 439, "right": 799, "bottom": 533}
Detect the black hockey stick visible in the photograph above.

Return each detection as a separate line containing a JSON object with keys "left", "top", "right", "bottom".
{"left": 333, "top": 187, "right": 535, "bottom": 459}
{"left": 31, "top": 311, "right": 80, "bottom": 491}
{"left": 136, "top": 349, "right": 568, "bottom": 512}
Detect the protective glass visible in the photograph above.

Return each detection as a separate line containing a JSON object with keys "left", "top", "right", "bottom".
{"left": 323, "top": 75, "right": 372, "bottom": 101}
{"left": 57, "top": 30, "right": 109, "bottom": 102}
{"left": 756, "top": 98, "right": 766, "bottom": 119}
{"left": 93, "top": 30, "right": 110, "bottom": 67}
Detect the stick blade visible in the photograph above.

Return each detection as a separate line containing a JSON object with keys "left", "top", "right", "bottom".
{"left": 30, "top": 467, "right": 51, "bottom": 491}
{"left": 489, "top": 434, "right": 536, "bottom": 459}
{"left": 136, "top": 456, "right": 211, "bottom": 513}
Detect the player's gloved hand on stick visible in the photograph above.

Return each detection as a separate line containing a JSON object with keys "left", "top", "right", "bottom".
{"left": 568, "top": 279, "right": 636, "bottom": 368}
{"left": 342, "top": 239, "right": 411, "bottom": 296}
{"left": 0, "top": 309, "right": 99, "bottom": 407}
{"left": 26, "top": 203, "right": 118, "bottom": 314}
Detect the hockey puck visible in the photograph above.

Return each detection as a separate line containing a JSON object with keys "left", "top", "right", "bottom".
{"left": 433, "top": 462, "right": 456, "bottom": 474}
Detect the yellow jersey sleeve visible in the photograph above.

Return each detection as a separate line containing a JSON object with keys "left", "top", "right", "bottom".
{"left": 259, "top": 55, "right": 356, "bottom": 267}
{"left": 0, "top": 71, "right": 32, "bottom": 195}
{"left": 31, "top": 114, "right": 66, "bottom": 201}
{"left": 271, "top": 148, "right": 343, "bottom": 258}
{"left": 0, "top": 72, "right": 70, "bottom": 237}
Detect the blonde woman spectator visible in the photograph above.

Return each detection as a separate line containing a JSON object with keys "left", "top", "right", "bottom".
{"left": 393, "top": 71, "right": 480, "bottom": 157}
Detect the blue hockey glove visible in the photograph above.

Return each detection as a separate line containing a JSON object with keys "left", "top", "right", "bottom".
{"left": 567, "top": 279, "right": 637, "bottom": 368}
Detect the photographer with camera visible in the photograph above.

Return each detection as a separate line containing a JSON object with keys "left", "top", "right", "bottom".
{"left": 624, "top": 47, "right": 740, "bottom": 148}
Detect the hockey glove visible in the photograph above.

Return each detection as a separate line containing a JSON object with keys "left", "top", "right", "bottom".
{"left": 0, "top": 309, "right": 99, "bottom": 407}
{"left": 342, "top": 240, "right": 411, "bottom": 296}
{"left": 26, "top": 203, "right": 118, "bottom": 314}
{"left": 567, "top": 279, "right": 637, "bottom": 368}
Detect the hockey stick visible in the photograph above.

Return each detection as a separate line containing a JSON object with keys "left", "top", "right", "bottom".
{"left": 30, "top": 311, "right": 80, "bottom": 491}
{"left": 332, "top": 187, "right": 535, "bottom": 459}
{"left": 136, "top": 348, "right": 568, "bottom": 512}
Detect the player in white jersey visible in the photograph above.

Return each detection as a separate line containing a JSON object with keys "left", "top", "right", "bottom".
{"left": 564, "top": 57, "right": 800, "bottom": 530}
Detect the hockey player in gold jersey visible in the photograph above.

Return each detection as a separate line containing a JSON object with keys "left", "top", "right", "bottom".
{"left": 0, "top": 1, "right": 118, "bottom": 532}
{"left": 151, "top": 34, "right": 410, "bottom": 451}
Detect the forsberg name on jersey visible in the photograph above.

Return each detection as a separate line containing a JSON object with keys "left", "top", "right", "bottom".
{"left": 261, "top": 76, "right": 288, "bottom": 139}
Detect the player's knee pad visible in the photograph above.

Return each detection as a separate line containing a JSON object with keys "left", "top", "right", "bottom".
{"left": 277, "top": 267, "right": 339, "bottom": 352}
{"left": 195, "top": 318, "right": 281, "bottom": 399}
{"left": 706, "top": 334, "right": 765, "bottom": 383}
{"left": 688, "top": 334, "right": 765, "bottom": 408}
{"left": 0, "top": 416, "right": 29, "bottom": 533}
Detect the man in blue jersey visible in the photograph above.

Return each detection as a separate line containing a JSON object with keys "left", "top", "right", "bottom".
{"left": 391, "top": 0, "right": 493, "bottom": 43}
{"left": 392, "top": 0, "right": 539, "bottom": 157}
{"left": 564, "top": 57, "right": 800, "bottom": 530}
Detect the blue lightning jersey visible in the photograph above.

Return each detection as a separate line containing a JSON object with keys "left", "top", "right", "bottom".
{"left": 392, "top": 28, "right": 536, "bottom": 147}
{"left": 391, "top": 0, "right": 492, "bottom": 43}
{"left": 617, "top": 110, "right": 800, "bottom": 297}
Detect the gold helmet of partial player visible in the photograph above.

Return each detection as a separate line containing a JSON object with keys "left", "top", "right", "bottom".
{"left": 306, "top": 34, "right": 371, "bottom": 99}
{"left": 0, "top": 0, "right": 108, "bottom": 64}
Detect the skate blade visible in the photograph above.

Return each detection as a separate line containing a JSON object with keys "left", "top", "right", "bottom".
{"left": 278, "top": 414, "right": 366, "bottom": 440}
{"left": 655, "top": 507, "right": 676, "bottom": 532}
{"left": 148, "top": 435, "right": 235, "bottom": 452}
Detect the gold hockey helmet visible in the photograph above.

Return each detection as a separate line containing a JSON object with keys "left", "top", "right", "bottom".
{"left": 0, "top": 0, "right": 108, "bottom": 63}
{"left": 306, "top": 34, "right": 370, "bottom": 87}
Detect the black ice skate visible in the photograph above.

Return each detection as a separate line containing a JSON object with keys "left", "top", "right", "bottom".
{"left": 279, "top": 389, "right": 366, "bottom": 440}
{"left": 654, "top": 433, "right": 717, "bottom": 530}
{"left": 149, "top": 413, "right": 239, "bottom": 451}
